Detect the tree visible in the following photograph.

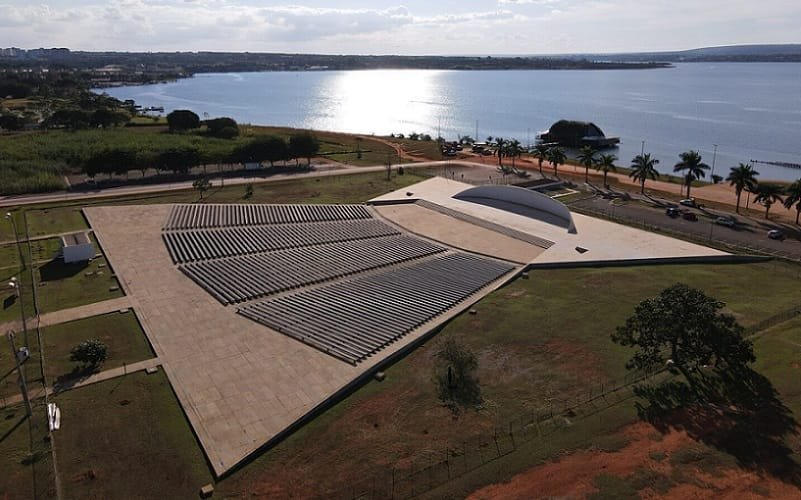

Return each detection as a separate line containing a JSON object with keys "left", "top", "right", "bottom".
{"left": 726, "top": 163, "right": 760, "bottom": 213}
{"left": 288, "top": 132, "right": 319, "bottom": 167}
{"left": 595, "top": 153, "right": 618, "bottom": 187}
{"left": 673, "top": 150, "right": 709, "bottom": 199}
{"left": 752, "top": 183, "right": 784, "bottom": 219}
{"left": 157, "top": 147, "right": 201, "bottom": 175}
{"left": 434, "top": 336, "right": 482, "bottom": 412}
{"left": 494, "top": 137, "right": 506, "bottom": 169}
{"left": 783, "top": 179, "right": 801, "bottom": 224}
{"left": 166, "top": 109, "right": 200, "bottom": 132}
{"left": 612, "top": 284, "right": 754, "bottom": 385}
{"left": 547, "top": 146, "right": 566, "bottom": 178}
{"left": 193, "top": 176, "right": 212, "bottom": 200}
{"left": 508, "top": 139, "right": 522, "bottom": 168}
{"left": 204, "top": 117, "right": 239, "bottom": 139}
{"left": 532, "top": 143, "right": 549, "bottom": 175}
{"left": 629, "top": 153, "right": 660, "bottom": 193}
{"left": 577, "top": 145, "right": 597, "bottom": 183}
{"left": 70, "top": 339, "right": 108, "bottom": 367}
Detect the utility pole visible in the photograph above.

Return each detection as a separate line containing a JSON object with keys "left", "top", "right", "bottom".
{"left": 641, "top": 140, "right": 645, "bottom": 157}
{"left": 8, "top": 278, "right": 29, "bottom": 348}
{"left": 7, "top": 331, "right": 32, "bottom": 416}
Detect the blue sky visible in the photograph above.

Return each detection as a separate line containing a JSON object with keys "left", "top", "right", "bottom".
{"left": 2, "top": 1, "right": 800, "bottom": 55}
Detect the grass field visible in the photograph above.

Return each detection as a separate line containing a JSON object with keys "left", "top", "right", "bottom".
{"left": 3, "top": 259, "right": 799, "bottom": 498}
{"left": 0, "top": 401, "right": 57, "bottom": 499}
{"left": 41, "top": 311, "right": 155, "bottom": 386}
{"left": 212, "top": 260, "right": 801, "bottom": 497}
{"left": 52, "top": 371, "right": 213, "bottom": 499}
{"left": 25, "top": 207, "right": 89, "bottom": 238}
{"left": 35, "top": 254, "right": 123, "bottom": 314}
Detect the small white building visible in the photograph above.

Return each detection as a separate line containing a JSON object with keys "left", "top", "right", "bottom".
{"left": 61, "top": 232, "right": 95, "bottom": 263}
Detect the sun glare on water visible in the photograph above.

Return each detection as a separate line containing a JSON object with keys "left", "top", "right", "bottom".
{"left": 311, "top": 69, "right": 447, "bottom": 135}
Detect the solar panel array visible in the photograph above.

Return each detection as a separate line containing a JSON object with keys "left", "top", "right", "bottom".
{"left": 239, "top": 253, "right": 515, "bottom": 364}
{"left": 163, "top": 202, "right": 516, "bottom": 364}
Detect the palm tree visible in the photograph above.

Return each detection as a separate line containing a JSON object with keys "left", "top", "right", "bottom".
{"left": 726, "top": 163, "right": 759, "bottom": 213}
{"left": 532, "top": 144, "right": 549, "bottom": 175}
{"left": 629, "top": 153, "right": 660, "bottom": 193}
{"left": 752, "top": 183, "right": 784, "bottom": 219}
{"left": 783, "top": 179, "right": 801, "bottom": 224}
{"left": 673, "top": 150, "right": 710, "bottom": 199}
{"left": 495, "top": 137, "right": 506, "bottom": 169}
{"left": 508, "top": 139, "right": 522, "bottom": 168}
{"left": 595, "top": 153, "right": 618, "bottom": 187}
{"left": 577, "top": 146, "right": 597, "bottom": 183}
{"left": 547, "top": 146, "right": 566, "bottom": 178}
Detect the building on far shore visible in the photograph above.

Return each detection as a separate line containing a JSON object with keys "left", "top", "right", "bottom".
{"left": 60, "top": 232, "right": 94, "bottom": 263}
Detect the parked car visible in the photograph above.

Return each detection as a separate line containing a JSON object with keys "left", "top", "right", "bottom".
{"left": 768, "top": 229, "right": 785, "bottom": 240}
{"left": 679, "top": 198, "right": 697, "bottom": 207}
{"left": 665, "top": 207, "right": 680, "bottom": 217}
{"left": 714, "top": 216, "right": 736, "bottom": 228}
{"left": 682, "top": 212, "right": 698, "bottom": 221}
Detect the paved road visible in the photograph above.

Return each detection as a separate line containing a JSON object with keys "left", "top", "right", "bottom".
{"left": 569, "top": 195, "right": 801, "bottom": 261}
{"left": 0, "top": 161, "right": 461, "bottom": 208}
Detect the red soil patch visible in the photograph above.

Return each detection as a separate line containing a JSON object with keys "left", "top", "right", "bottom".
{"left": 468, "top": 421, "right": 801, "bottom": 499}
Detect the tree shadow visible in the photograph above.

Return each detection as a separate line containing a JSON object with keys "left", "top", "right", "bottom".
{"left": 636, "top": 367, "right": 801, "bottom": 487}
{"left": 52, "top": 365, "right": 100, "bottom": 392}
{"left": 38, "top": 259, "right": 88, "bottom": 282}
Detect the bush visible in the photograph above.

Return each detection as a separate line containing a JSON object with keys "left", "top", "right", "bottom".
{"left": 434, "top": 336, "right": 482, "bottom": 412}
{"left": 70, "top": 339, "right": 108, "bottom": 367}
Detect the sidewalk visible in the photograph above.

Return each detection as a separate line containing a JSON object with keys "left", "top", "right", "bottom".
{"left": 36, "top": 296, "right": 133, "bottom": 328}
{"left": 0, "top": 357, "right": 162, "bottom": 409}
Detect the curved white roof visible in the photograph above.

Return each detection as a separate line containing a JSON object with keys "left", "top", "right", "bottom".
{"left": 453, "top": 184, "right": 577, "bottom": 233}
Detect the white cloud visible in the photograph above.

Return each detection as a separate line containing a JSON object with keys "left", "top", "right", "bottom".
{"left": 0, "top": 1, "right": 799, "bottom": 54}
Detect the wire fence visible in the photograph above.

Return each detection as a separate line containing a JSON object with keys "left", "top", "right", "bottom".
{"left": 340, "top": 367, "right": 665, "bottom": 499}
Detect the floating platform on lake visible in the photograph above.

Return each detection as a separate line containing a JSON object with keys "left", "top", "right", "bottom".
{"left": 537, "top": 120, "right": 620, "bottom": 149}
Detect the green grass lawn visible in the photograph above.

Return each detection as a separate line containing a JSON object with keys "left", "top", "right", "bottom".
{"left": 24, "top": 207, "right": 89, "bottom": 239}
{"left": 214, "top": 260, "right": 801, "bottom": 496}
{"left": 35, "top": 255, "right": 123, "bottom": 315}
{"left": 53, "top": 371, "right": 212, "bottom": 499}
{"left": 41, "top": 311, "right": 155, "bottom": 386}
{"left": 0, "top": 402, "right": 57, "bottom": 499}
{"left": 0, "top": 267, "right": 35, "bottom": 326}
{"left": 7, "top": 260, "right": 796, "bottom": 498}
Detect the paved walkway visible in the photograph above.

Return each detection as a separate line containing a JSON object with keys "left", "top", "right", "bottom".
{"left": 0, "top": 357, "right": 161, "bottom": 409}
{"left": 0, "top": 297, "right": 133, "bottom": 337}
{"left": 36, "top": 296, "right": 133, "bottom": 328}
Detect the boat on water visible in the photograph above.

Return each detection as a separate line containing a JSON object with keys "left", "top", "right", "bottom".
{"left": 537, "top": 120, "right": 620, "bottom": 149}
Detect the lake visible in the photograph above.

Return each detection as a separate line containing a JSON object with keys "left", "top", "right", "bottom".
{"left": 100, "top": 63, "right": 801, "bottom": 181}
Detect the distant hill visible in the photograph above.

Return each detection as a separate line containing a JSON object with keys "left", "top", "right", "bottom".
{"left": 555, "top": 44, "right": 801, "bottom": 63}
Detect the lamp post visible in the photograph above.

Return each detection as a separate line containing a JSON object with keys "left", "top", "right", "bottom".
{"left": 7, "top": 331, "right": 32, "bottom": 416}
{"left": 9, "top": 278, "right": 29, "bottom": 349}
{"left": 5, "top": 212, "right": 24, "bottom": 271}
